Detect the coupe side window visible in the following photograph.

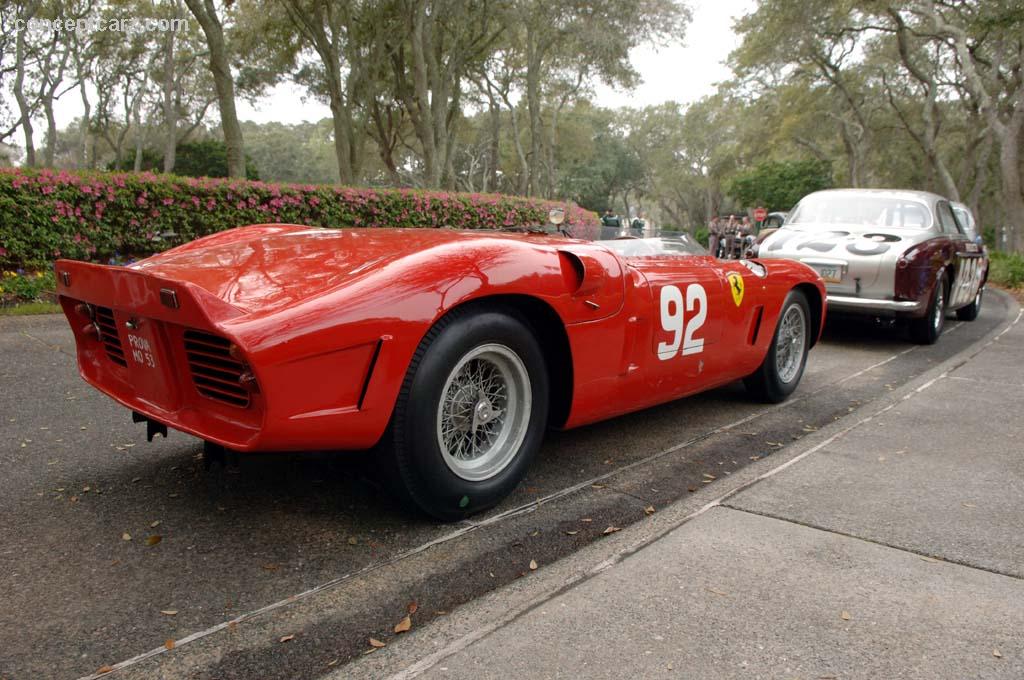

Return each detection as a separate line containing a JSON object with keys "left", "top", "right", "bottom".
{"left": 936, "top": 202, "right": 963, "bottom": 235}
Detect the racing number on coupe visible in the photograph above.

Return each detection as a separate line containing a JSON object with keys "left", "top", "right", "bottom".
{"left": 56, "top": 225, "right": 825, "bottom": 519}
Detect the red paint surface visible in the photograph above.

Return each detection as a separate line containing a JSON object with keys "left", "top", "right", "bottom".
{"left": 56, "top": 225, "right": 825, "bottom": 452}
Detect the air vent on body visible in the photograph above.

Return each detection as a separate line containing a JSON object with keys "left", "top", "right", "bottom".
{"left": 94, "top": 307, "right": 127, "bottom": 367}
{"left": 183, "top": 329, "right": 250, "bottom": 407}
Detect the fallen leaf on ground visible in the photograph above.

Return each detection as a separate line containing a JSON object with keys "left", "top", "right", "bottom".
{"left": 602, "top": 526, "right": 621, "bottom": 535}
{"left": 993, "top": 649, "right": 1002, "bottom": 658}
{"left": 160, "top": 610, "right": 178, "bottom": 616}
{"left": 962, "top": 503, "right": 977, "bottom": 508}
{"left": 150, "top": 520, "right": 161, "bottom": 528}
{"left": 394, "top": 615, "right": 412, "bottom": 633}
{"left": 279, "top": 634, "right": 295, "bottom": 643}
{"left": 407, "top": 601, "right": 418, "bottom": 614}
{"left": 122, "top": 532, "right": 132, "bottom": 541}
{"left": 591, "top": 483, "right": 606, "bottom": 489}
{"left": 565, "top": 530, "right": 579, "bottom": 536}
{"left": 146, "top": 535, "right": 162, "bottom": 546}
{"left": 644, "top": 506, "right": 655, "bottom": 515}
{"left": 164, "top": 639, "right": 175, "bottom": 650}
{"left": 348, "top": 537, "right": 358, "bottom": 545}
{"left": 702, "top": 473, "right": 716, "bottom": 480}
{"left": 262, "top": 564, "right": 279, "bottom": 571}
{"left": 706, "top": 587, "right": 728, "bottom": 596}
{"left": 529, "top": 559, "right": 538, "bottom": 570}
{"left": 841, "top": 611, "right": 851, "bottom": 620}
{"left": 768, "top": 442, "right": 784, "bottom": 447}
{"left": 96, "top": 665, "right": 114, "bottom": 674}
{"left": 369, "top": 638, "right": 386, "bottom": 649}
{"left": 918, "top": 556, "right": 939, "bottom": 563}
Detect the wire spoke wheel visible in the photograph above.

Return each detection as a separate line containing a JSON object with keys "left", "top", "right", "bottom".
{"left": 436, "top": 343, "right": 532, "bottom": 482}
{"left": 774, "top": 302, "right": 807, "bottom": 384}
{"left": 932, "top": 283, "right": 945, "bottom": 332}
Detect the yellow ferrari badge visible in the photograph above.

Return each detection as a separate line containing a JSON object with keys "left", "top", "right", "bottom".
{"left": 727, "top": 272, "right": 744, "bottom": 306}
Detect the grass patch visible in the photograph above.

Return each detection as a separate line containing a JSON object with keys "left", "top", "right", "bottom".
{"left": 0, "top": 302, "right": 61, "bottom": 316}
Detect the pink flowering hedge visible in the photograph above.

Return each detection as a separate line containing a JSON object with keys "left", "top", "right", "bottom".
{"left": 0, "top": 168, "right": 598, "bottom": 269}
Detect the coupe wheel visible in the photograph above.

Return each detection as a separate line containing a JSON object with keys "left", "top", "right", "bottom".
{"left": 909, "top": 272, "right": 947, "bottom": 344}
{"left": 382, "top": 306, "right": 549, "bottom": 521}
{"left": 956, "top": 287, "right": 983, "bottom": 321}
{"left": 744, "top": 289, "right": 811, "bottom": 403}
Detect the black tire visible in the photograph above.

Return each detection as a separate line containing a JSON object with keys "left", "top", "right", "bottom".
{"left": 909, "top": 272, "right": 947, "bottom": 344}
{"left": 956, "top": 286, "right": 983, "bottom": 321}
{"left": 381, "top": 306, "right": 549, "bottom": 521}
{"left": 744, "top": 289, "right": 812, "bottom": 403}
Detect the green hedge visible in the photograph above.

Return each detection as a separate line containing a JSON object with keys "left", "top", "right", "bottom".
{"left": 989, "top": 251, "right": 1024, "bottom": 289}
{"left": 0, "top": 168, "right": 598, "bottom": 269}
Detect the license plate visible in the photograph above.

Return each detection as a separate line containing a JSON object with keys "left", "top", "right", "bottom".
{"left": 126, "top": 332, "right": 159, "bottom": 369}
{"left": 815, "top": 266, "right": 842, "bottom": 283}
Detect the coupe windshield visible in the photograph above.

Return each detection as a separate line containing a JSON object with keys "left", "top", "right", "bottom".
{"left": 789, "top": 194, "right": 932, "bottom": 229}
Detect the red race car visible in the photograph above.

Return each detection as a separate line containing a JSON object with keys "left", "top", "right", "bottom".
{"left": 56, "top": 224, "right": 825, "bottom": 519}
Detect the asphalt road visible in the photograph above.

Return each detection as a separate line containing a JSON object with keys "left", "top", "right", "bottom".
{"left": 0, "top": 294, "right": 1010, "bottom": 680}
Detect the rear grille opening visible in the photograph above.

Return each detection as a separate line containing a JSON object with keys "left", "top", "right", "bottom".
{"left": 94, "top": 307, "right": 127, "bottom": 367}
{"left": 183, "top": 329, "right": 250, "bottom": 407}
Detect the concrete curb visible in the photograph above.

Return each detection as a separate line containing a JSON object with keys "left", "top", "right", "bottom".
{"left": 338, "top": 289, "right": 1022, "bottom": 679}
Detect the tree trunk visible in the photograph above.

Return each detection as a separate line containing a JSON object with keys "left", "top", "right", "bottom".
{"left": 79, "top": 85, "right": 92, "bottom": 169}
{"left": 162, "top": 30, "right": 178, "bottom": 173}
{"left": 407, "top": 1, "right": 439, "bottom": 187}
{"left": 43, "top": 99, "right": 56, "bottom": 167}
{"left": 998, "top": 118, "right": 1024, "bottom": 251}
{"left": 486, "top": 96, "right": 500, "bottom": 192}
{"left": 329, "top": 96, "right": 354, "bottom": 184}
{"left": 185, "top": 0, "right": 246, "bottom": 178}
{"left": 13, "top": 24, "right": 35, "bottom": 168}
{"left": 525, "top": 31, "right": 543, "bottom": 196}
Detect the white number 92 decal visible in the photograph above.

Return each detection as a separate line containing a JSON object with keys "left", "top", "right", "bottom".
{"left": 657, "top": 284, "right": 707, "bottom": 360}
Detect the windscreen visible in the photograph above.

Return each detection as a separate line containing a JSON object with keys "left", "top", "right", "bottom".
{"left": 789, "top": 194, "right": 932, "bottom": 229}
{"left": 598, "top": 231, "right": 708, "bottom": 258}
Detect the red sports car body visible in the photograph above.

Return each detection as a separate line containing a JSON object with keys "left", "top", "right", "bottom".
{"left": 57, "top": 225, "right": 825, "bottom": 518}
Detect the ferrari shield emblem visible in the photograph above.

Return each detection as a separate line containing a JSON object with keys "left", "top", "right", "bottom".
{"left": 727, "top": 272, "right": 744, "bottom": 306}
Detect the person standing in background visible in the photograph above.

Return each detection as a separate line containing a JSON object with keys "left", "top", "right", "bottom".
{"left": 708, "top": 216, "right": 722, "bottom": 257}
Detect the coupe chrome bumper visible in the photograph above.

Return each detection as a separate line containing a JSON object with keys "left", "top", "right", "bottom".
{"left": 827, "top": 295, "right": 924, "bottom": 314}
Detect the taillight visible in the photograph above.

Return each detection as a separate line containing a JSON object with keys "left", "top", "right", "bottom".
{"left": 81, "top": 321, "right": 101, "bottom": 339}
{"left": 74, "top": 302, "right": 95, "bottom": 319}
{"left": 898, "top": 247, "right": 919, "bottom": 269}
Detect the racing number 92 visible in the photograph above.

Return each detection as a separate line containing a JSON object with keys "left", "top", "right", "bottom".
{"left": 657, "top": 284, "right": 707, "bottom": 360}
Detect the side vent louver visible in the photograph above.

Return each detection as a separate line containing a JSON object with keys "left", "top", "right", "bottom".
{"left": 183, "top": 330, "right": 250, "bottom": 407}
{"left": 95, "top": 307, "right": 127, "bottom": 367}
